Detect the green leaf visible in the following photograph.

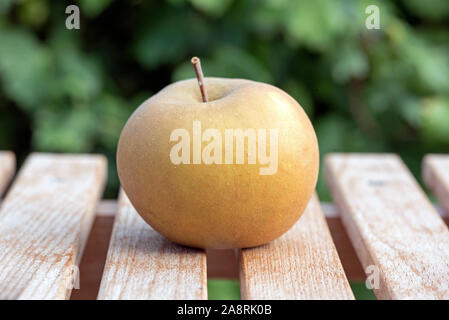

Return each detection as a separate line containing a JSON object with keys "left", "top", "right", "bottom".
{"left": 283, "top": 0, "right": 348, "bottom": 50}
{"left": 134, "top": 10, "right": 207, "bottom": 69}
{"left": 403, "top": 39, "right": 449, "bottom": 93}
{"left": 18, "top": 0, "right": 49, "bottom": 28}
{"left": 399, "top": 97, "right": 422, "bottom": 128}
{"left": 420, "top": 97, "right": 449, "bottom": 145}
{"left": 330, "top": 43, "right": 369, "bottom": 83}
{"left": 0, "top": 28, "right": 52, "bottom": 111}
{"left": 189, "top": 0, "right": 233, "bottom": 16}
{"left": 0, "top": 0, "right": 15, "bottom": 14}
{"left": 79, "top": 0, "right": 114, "bottom": 17}
{"left": 33, "top": 106, "right": 97, "bottom": 152}
{"left": 58, "top": 50, "right": 103, "bottom": 101}
{"left": 402, "top": 0, "right": 449, "bottom": 21}
{"left": 94, "top": 94, "right": 133, "bottom": 150}
{"left": 50, "top": 29, "right": 103, "bottom": 102}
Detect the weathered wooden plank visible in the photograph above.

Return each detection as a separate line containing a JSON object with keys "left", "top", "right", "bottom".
{"left": 0, "top": 151, "right": 15, "bottom": 196}
{"left": 325, "top": 153, "right": 449, "bottom": 299}
{"left": 0, "top": 153, "right": 106, "bottom": 299}
{"left": 423, "top": 154, "right": 449, "bottom": 215}
{"left": 239, "top": 193, "right": 354, "bottom": 300}
{"left": 97, "top": 191, "right": 207, "bottom": 300}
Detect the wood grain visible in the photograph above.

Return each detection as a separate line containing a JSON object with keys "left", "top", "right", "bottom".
{"left": 0, "top": 151, "right": 15, "bottom": 196}
{"left": 0, "top": 153, "right": 106, "bottom": 299}
{"left": 325, "top": 153, "right": 449, "bottom": 299}
{"left": 239, "top": 193, "right": 354, "bottom": 300}
{"left": 423, "top": 154, "right": 449, "bottom": 216}
{"left": 97, "top": 191, "right": 207, "bottom": 300}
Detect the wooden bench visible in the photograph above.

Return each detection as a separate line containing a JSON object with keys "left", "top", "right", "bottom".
{"left": 0, "top": 151, "right": 448, "bottom": 300}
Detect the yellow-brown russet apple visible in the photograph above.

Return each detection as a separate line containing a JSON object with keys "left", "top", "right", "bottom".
{"left": 117, "top": 60, "right": 319, "bottom": 249}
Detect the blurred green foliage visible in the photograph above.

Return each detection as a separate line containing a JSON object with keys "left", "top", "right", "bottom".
{"left": 1, "top": 0, "right": 449, "bottom": 198}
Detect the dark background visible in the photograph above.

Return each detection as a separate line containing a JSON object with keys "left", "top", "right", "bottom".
{"left": 1, "top": 0, "right": 449, "bottom": 199}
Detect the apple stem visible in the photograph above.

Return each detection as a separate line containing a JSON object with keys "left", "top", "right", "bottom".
{"left": 191, "top": 57, "right": 208, "bottom": 103}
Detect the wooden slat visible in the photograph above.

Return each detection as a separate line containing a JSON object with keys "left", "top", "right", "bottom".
{"left": 97, "top": 191, "right": 207, "bottom": 300}
{"left": 0, "top": 151, "right": 15, "bottom": 196}
{"left": 239, "top": 193, "right": 354, "bottom": 300}
{"left": 0, "top": 153, "right": 106, "bottom": 299}
{"left": 325, "top": 153, "right": 449, "bottom": 299}
{"left": 423, "top": 154, "right": 449, "bottom": 215}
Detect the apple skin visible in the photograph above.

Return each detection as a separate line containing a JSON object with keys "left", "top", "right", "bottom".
{"left": 117, "top": 77, "right": 319, "bottom": 249}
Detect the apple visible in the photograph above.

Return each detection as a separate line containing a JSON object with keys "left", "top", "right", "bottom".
{"left": 117, "top": 58, "right": 319, "bottom": 249}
